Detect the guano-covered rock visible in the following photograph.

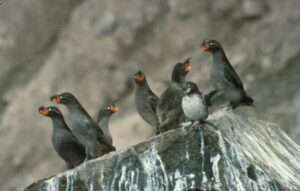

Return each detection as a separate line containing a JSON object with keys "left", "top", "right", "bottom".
{"left": 24, "top": 109, "right": 300, "bottom": 191}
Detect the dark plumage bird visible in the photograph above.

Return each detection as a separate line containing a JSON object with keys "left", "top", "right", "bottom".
{"left": 181, "top": 82, "right": 208, "bottom": 123}
{"left": 96, "top": 103, "right": 119, "bottom": 145}
{"left": 39, "top": 106, "right": 85, "bottom": 169}
{"left": 134, "top": 70, "right": 159, "bottom": 134}
{"left": 50, "top": 92, "right": 115, "bottom": 159}
{"left": 156, "top": 58, "right": 192, "bottom": 133}
{"left": 201, "top": 39, "right": 254, "bottom": 109}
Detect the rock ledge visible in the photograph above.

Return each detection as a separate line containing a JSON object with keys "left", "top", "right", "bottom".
{"left": 25, "top": 110, "right": 300, "bottom": 191}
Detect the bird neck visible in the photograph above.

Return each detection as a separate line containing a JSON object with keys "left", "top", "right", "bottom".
{"left": 212, "top": 49, "right": 228, "bottom": 66}
{"left": 98, "top": 116, "right": 111, "bottom": 135}
{"left": 136, "top": 80, "right": 150, "bottom": 92}
{"left": 65, "top": 101, "right": 89, "bottom": 116}
{"left": 51, "top": 117, "right": 69, "bottom": 131}
{"left": 172, "top": 72, "right": 185, "bottom": 83}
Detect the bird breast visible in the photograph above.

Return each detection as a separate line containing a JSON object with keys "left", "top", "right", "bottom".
{"left": 182, "top": 94, "right": 208, "bottom": 121}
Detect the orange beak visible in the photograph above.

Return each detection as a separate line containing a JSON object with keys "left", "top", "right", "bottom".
{"left": 50, "top": 95, "right": 61, "bottom": 104}
{"left": 202, "top": 46, "right": 210, "bottom": 52}
{"left": 184, "top": 63, "right": 192, "bottom": 73}
{"left": 110, "top": 106, "right": 120, "bottom": 113}
{"left": 134, "top": 75, "right": 145, "bottom": 82}
{"left": 38, "top": 106, "right": 49, "bottom": 116}
{"left": 201, "top": 42, "right": 210, "bottom": 52}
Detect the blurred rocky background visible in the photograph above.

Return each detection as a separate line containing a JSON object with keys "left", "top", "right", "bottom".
{"left": 0, "top": 0, "right": 299, "bottom": 190}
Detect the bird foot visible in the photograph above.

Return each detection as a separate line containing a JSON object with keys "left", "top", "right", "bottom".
{"left": 203, "top": 120, "right": 218, "bottom": 130}
{"left": 191, "top": 121, "right": 202, "bottom": 130}
{"left": 219, "top": 103, "right": 233, "bottom": 110}
{"left": 181, "top": 121, "right": 193, "bottom": 128}
{"left": 155, "top": 129, "right": 161, "bottom": 135}
{"left": 192, "top": 121, "right": 200, "bottom": 126}
{"left": 83, "top": 157, "right": 89, "bottom": 163}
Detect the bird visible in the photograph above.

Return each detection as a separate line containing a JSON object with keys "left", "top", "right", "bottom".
{"left": 50, "top": 92, "right": 115, "bottom": 160}
{"left": 156, "top": 58, "right": 192, "bottom": 133}
{"left": 96, "top": 103, "right": 119, "bottom": 145}
{"left": 133, "top": 70, "right": 160, "bottom": 134}
{"left": 181, "top": 82, "right": 208, "bottom": 123}
{"left": 38, "top": 106, "right": 86, "bottom": 169}
{"left": 201, "top": 39, "right": 254, "bottom": 109}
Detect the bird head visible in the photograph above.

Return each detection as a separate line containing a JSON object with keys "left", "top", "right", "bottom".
{"left": 50, "top": 92, "right": 78, "bottom": 105}
{"left": 183, "top": 82, "right": 200, "bottom": 95}
{"left": 172, "top": 58, "right": 192, "bottom": 82}
{"left": 98, "top": 103, "right": 120, "bottom": 117}
{"left": 134, "top": 70, "right": 146, "bottom": 84}
{"left": 38, "top": 106, "right": 63, "bottom": 118}
{"left": 201, "top": 39, "right": 222, "bottom": 53}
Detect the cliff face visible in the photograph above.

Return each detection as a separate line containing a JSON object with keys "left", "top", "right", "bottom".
{"left": 1, "top": 0, "right": 300, "bottom": 190}
{"left": 25, "top": 110, "right": 300, "bottom": 191}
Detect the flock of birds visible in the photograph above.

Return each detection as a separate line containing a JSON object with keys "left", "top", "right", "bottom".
{"left": 38, "top": 39, "right": 254, "bottom": 170}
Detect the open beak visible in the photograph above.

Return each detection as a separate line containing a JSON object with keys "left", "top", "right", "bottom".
{"left": 201, "top": 45, "right": 210, "bottom": 52}
{"left": 184, "top": 63, "right": 192, "bottom": 73}
{"left": 38, "top": 106, "right": 49, "bottom": 116}
{"left": 134, "top": 75, "right": 145, "bottom": 82}
{"left": 50, "top": 95, "right": 61, "bottom": 104}
{"left": 202, "top": 46, "right": 209, "bottom": 52}
{"left": 201, "top": 42, "right": 210, "bottom": 52}
{"left": 110, "top": 106, "right": 120, "bottom": 113}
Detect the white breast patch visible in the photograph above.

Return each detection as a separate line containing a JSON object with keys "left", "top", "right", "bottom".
{"left": 182, "top": 94, "right": 208, "bottom": 121}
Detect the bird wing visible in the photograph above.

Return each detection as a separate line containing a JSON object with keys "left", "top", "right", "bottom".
{"left": 147, "top": 90, "right": 159, "bottom": 113}
{"left": 84, "top": 116, "right": 115, "bottom": 150}
{"left": 223, "top": 61, "right": 244, "bottom": 90}
{"left": 92, "top": 121, "right": 112, "bottom": 144}
{"left": 55, "top": 132, "right": 86, "bottom": 166}
{"left": 157, "top": 83, "right": 184, "bottom": 126}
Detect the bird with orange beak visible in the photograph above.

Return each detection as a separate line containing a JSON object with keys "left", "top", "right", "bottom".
{"left": 134, "top": 70, "right": 159, "bottom": 134}
{"left": 156, "top": 58, "right": 192, "bottom": 133}
{"left": 38, "top": 106, "right": 85, "bottom": 169}
{"left": 50, "top": 92, "right": 115, "bottom": 160}
{"left": 201, "top": 39, "right": 254, "bottom": 109}
{"left": 96, "top": 103, "right": 119, "bottom": 145}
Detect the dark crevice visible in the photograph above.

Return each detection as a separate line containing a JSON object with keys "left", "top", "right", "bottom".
{"left": 247, "top": 164, "right": 258, "bottom": 181}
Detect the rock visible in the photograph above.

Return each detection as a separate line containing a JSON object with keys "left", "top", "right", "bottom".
{"left": 24, "top": 110, "right": 300, "bottom": 191}
{"left": 0, "top": 0, "right": 83, "bottom": 108}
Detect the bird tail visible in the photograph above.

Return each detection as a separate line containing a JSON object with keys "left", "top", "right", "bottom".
{"left": 243, "top": 95, "right": 254, "bottom": 106}
{"left": 204, "top": 89, "right": 219, "bottom": 106}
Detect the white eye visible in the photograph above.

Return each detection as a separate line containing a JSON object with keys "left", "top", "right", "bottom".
{"left": 185, "top": 87, "right": 191, "bottom": 94}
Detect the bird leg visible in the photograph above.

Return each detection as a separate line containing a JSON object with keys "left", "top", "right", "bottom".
{"left": 65, "top": 162, "right": 73, "bottom": 170}
{"left": 158, "top": 119, "right": 172, "bottom": 133}
{"left": 84, "top": 147, "right": 92, "bottom": 162}
{"left": 219, "top": 102, "right": 233, "bottom": 110}
{"left": 192, "top": 120, "right": 200, "bottom": 126}
{"left": 203, "top": 121, "right": 218, "bottom": 130}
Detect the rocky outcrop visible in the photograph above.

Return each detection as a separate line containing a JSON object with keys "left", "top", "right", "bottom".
{"left": 1, "top": 0, "right": 300, "bottom": 190}
{"left": 24, "top": 110, "right": 300, "bottom": 191}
